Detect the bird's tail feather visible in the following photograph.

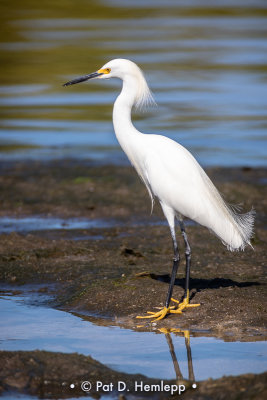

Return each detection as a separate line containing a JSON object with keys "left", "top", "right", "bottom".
{"left": 223, "top": 204, "right": 255, "bottom": 251}
{"left": 199, "top": 169, "right": 255, "bottom": 251}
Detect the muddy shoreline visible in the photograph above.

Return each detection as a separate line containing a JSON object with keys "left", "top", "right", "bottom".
{"left": 0, "top": 160, "right": 266, "bottom": 398}
{"left": 0, "top": 160, "right": 266, "bottom": 336}
{"left": 0, "top": 350, "right": 266, "bottom": 400}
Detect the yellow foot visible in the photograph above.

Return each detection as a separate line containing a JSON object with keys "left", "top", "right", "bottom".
{"left": 136, "top": 298, "right": 181, "bottom": 321}
{"left": 136, "top": 294, "right": 200, "bottom": 321}
{"left": 170, "top": 294, "right": 200, "bottom": 314}
{"left": 136, "top": 305, "right": 179, "bottom": 321}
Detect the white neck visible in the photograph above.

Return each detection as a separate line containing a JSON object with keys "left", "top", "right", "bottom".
{"left": 111, "top": 69, "right": 155, "bottom": 204}
{"left": 112, "top": 76, "right": 141, "bottom": 159}
{"left": 113, "top": 77, "right": 139, "bottom": 132}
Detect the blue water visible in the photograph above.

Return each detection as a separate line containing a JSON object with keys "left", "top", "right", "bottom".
{"left": 0, "top": 215, "right": 176, "bottom": 236}
{"left": 0, "top": 288, "right": 266, "bottom": 382}
{"left": 0, "top": 216, "right": 118, "bottom": 233}
{"left": 0, "top": 0, "right": 266, "bottom": 167}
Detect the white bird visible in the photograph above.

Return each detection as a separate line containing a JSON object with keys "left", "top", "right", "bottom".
{"left": 63, "top": 59, "right": 255, "bottom": 321}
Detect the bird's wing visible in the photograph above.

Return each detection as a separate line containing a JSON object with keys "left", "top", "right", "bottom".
{"left": 142, "top": 134, "right": 254, "bottom": 251}
{"left": 142, "top": 134, "right": 207, "bottom": 220}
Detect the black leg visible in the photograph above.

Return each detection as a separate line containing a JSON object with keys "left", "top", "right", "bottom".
{"left": 165, "top": 226, "right": 180, "bottom": 308}
{"left": 179, "top": 220, "right": 191, "bottom": 300}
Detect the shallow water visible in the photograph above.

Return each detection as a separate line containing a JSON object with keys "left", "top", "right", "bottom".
{"left": 0, "top": 216, "right": 119, "bottom": 233}
{"left": 0, "top": 287, "right": 266, "bottom": 384}
{"left": 0, "top": 0, "right": 266, "bottom": 166}
{"left": 0, "top": 215, "right": 175, "bottom": 237}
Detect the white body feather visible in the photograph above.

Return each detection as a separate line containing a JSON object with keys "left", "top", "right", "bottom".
{"left": 103, "top": 59, "right": 255, "bottom": 251}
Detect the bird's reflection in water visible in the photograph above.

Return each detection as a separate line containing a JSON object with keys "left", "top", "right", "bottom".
{"left": 159, "top": 328, "right": 195, "bottom": 386}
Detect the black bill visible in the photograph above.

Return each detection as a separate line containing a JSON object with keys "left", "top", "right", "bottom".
{"left": 63, "top": 71, "right": 103, "bottom": 86}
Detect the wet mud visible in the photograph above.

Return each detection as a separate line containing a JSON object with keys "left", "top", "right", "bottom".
{"left": 1, "top": 350, "right": 266, "bottom": 400}
{"left": 0, "top": 160, "right": 266, "bottom": 336}
{"left": 0, "top": 160, "right": 266, "bottom": 398}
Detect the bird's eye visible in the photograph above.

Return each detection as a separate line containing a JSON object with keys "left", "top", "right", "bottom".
{"left": 105, "top": 68, "right": 111, "bottom": 73}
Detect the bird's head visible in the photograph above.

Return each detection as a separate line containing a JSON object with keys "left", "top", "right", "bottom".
{"left": 64, "top": 59, "right": 143, "bottom": 85}
{"left": 63, "top": 58, "right": 155, "bottom": 109}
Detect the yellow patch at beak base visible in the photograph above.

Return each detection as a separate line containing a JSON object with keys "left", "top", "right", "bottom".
{"left": 98, "top": 68, "right": 111, "bottom": 74}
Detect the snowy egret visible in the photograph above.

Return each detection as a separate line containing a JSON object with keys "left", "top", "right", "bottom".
{"left": 63, "top": 59, "right": 255, "bottom": 321}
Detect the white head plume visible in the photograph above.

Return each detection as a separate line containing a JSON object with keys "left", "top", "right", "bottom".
{"left": 100, "top": 58, "right": 156, "bottom": 110}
